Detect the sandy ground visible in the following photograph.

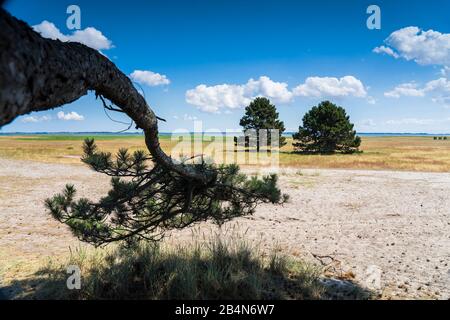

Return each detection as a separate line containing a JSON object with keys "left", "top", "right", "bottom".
{"left": 0, "top": 158, "right": 449, "bottom": 299}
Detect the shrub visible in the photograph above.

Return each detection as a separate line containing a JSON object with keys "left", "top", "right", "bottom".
{"left": 292, "top": 101, "right": 361, "bottom": 154}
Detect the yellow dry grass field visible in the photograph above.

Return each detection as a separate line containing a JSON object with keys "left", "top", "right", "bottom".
{"left": 1, "top": 134, "right": 450, "bottom": 172}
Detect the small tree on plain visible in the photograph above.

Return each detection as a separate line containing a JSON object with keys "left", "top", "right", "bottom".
{"left": 239, "top": 97, "right": 287, "bottom": 152}
{"left": 292, "top": 101, "right": 361, "bottom": 154}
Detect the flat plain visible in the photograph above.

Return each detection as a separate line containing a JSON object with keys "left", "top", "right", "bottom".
{"left": 0, "top": 135, "right": 449, "bottom": 299}
{"left": 2, "top": 135, "right": 450, "bottom": 172}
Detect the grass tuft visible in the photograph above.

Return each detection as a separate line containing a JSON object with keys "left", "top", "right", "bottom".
{"left": 6, "top": 235, "right": 334, "bottom": 300}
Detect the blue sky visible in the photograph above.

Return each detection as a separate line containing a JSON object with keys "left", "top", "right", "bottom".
{"left": 2, "top": 0, "right": 450, "bottom": 133}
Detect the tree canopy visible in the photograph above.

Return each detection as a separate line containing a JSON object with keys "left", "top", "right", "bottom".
{"left": 239, "top": 97, "right": 286, "bottom": 151}
{"left": 292, "top": 101, "right": 361, "bottom": 154}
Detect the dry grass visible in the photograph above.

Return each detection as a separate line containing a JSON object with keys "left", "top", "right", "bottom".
{"left": 1, "top": 134, "right": 450, "bottom": 172}
{"left": 0, "top": 135, "right": 149, "bottom": 165}
{"left": 280, "top": 136, "right": 450, "bottom": 172}
{"left": 1, "top": 234, "right": 371, "bottom": 300}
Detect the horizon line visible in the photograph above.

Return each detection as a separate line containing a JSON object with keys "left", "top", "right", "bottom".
{"left": 1, "top": 131, "right": 450, "bottom": 136}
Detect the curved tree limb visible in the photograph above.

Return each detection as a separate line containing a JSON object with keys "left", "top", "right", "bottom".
{"left": 0, "top": 8, "right": 214, "bottom": 184}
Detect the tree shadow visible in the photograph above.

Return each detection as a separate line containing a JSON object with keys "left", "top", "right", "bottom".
{"left": 285, "top": 150, "right": 363, "bottom": 156}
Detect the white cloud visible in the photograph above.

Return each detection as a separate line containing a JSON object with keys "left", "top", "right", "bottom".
{"left": 22, "top": 117, "right": 38, "bottom": 123}
{"left": 441, "top": 66, "right": 450, "bottom": 76}
{"left": 292, "top": 76, "right": 367, "bottom": 98}
{"left": 185, "top": 76, "right": 293, "bottom": 113}
{"left": 372, "top": 46, "right": 399, "bottom": 59}
{"left": 373, "top": 26, "right": 450, "bottom": 66}
{"left": 129, "top": 70, "right": 170, "bottom": 87}
{"left": 33, "top": 21, "right": 113, "bottom": 51}
{"left": 384, "top": 78, "right": 450, "bottom": 106}
{"left": 244, "top": 76, "right": 293, "bottom": 103}
{"left": 425, "top": 78, "right": 450, "bottom": 106}
{"left": 186, "top": 83, "right": 249, "bottom": 113}
{"left": 21, "top": 115, "right": 51, "bottom": 123}
{"left": 375, "top": 27, "right": 450, "bottom": 108}
{"left": 186, "top": 75, "right": 367, "bottom": 113}
{"left": 32, "top": 21, "right": 66, "bottom": 40}
{"left": 384, "top": 83, "right": 425, "bottom": 98}
{"left": 57, "top": 111, "right": 84, "bottom": 121}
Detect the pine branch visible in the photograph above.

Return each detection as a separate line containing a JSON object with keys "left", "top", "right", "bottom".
{"left": 46, "top": 139, "right": 287, "bottom": 246}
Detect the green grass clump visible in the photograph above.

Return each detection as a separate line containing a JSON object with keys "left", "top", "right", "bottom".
{"left": 14, "top": 236, "right": 328, "bottom": 300}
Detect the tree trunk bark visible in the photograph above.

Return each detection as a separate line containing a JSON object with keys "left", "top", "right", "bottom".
{"left": 0, "top": 8, "right": 214, "bottom": 185}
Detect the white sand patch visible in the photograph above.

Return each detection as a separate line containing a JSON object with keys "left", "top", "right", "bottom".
{"left": 0, "top": 158, "right": 449, "bottom": 299}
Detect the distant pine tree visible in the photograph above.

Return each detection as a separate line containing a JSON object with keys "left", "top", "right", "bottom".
{"left": 293, "top": 101, "right": 361, "bottom": 154}
{"left": 239, "top": 97, "right": 286, "bottom": 151}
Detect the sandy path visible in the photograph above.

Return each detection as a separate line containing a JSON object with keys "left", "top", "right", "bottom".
{"left": 0, "top": 158, "right": 449, "bottom": 299}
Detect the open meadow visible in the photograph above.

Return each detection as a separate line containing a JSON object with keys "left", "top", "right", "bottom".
{"left": 2, "top": 134, "right": 450, "bottom": 172}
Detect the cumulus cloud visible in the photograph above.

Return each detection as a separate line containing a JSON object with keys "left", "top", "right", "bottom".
{"left": 129, "top": 70, "right": 170, "bottom": 87}
{"left": 373, "top": 26, "right": 450, "bottom": 66}
{"left": 244, "top": 76, "right": 293, "bottom": 103}
{"left": 33, "top": 21, "right": 113, "bottom": 51}
{"left": 441, "top": 66, "right": 450, "bottom": 76}
{"left": 186, "top": 75, "right": 367, "bottom": 113}
{"left": 57, "top": 111, "right": 84, "bottom": 121}
{"left": 372, "top": 46, "right": 399, "bottom": 59}
{"left": 425, "top": 78, "right": 450, "bottom": 106}
{"left": 21, "top": 115, "right": 51, "bottom": 123}
{"left": 384, "top": 83, "right": 425, "bottom": 98}
{"left": 292, "top": 76, "right": 367, "bottom": 98}
{"left": 185, "top": 76, "right": 292, "bottom": 113}
{"left": 186, "top": 83, "right": 249, "bottom": 113}
{"left": 385, "top": 78, "right": 450, "bottom": 106}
